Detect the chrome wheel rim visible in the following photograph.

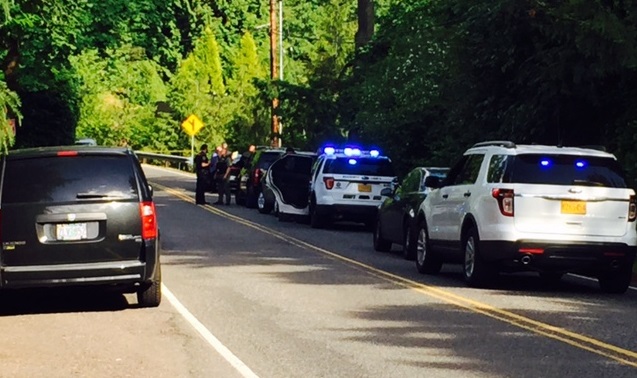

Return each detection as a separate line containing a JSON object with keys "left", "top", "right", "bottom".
{"left": 257, "top": 192, "right": 265, "bottom": 209}
{"left": 464, "top": 236, "right": 476, "bottom": 278}
{"left": 416, "top": 227, "right": 426, "bottom": 265}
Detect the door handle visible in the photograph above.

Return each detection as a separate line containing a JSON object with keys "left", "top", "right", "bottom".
{"left": 442, "top": 194, "right": 449, "bottom": 199}
{"left": 463, "top": 191, "right": 471, "bottom": 197}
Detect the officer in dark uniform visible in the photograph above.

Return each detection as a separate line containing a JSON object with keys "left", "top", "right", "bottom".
{"left": 194, "top": 144, "right": 210, "bottom": 205}
{"left": 214, "top": 148, "right": 233, "bottom": 205}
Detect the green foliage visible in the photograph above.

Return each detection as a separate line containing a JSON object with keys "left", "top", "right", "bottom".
{"left": 224, "top": 31, "right": 270, "bottom": 148}
{"left": 346, "top": 0, "right": 637, "bottom": 179}
{"left": 71, "top": 45, "right": 184, "bottom": 150}
{"left": 168, "top": 26, "right": 228, "bottom": 147}
{"left": 0, "top": 79, "right": 21, "bottom": 152}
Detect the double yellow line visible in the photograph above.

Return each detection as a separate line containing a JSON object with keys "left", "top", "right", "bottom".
{"left": 155, "top": 182, "right": 637, "bottom": 368}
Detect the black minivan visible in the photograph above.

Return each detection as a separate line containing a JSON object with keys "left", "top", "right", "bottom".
{"left": 0, "top": 146, "right": 161, "bottom": 307}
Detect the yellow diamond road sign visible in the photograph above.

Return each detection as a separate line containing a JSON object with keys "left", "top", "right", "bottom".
{"left": 181, "top": 114, "right": 204, "bottom": 136}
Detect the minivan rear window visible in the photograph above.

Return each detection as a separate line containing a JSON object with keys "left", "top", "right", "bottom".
{"left": 493, "top": 154, "right": 628, "bottom": 188}
{"left": 3, "top": 155, "right": 139, "bottom": 204}
{"left": 323, "top": 157, "right": 395, "bottom": 176}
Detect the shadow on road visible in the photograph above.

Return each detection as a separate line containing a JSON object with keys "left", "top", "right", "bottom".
{"left": 0, "top": 287, "right": 130, "bottom": 316}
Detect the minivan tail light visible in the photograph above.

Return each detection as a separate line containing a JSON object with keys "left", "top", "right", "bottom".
{"left": 57, "top": 151, "right": 79, "bottom": 157}
{"left": 140, "top": 201, "right": 158, "bottom": 239}
{"left": 629, "top": 195, "right": 637, "bottom": 222}
{"left": 253, "top": 169, "right": 261, "bottom": 185}
{"left": 323, "top": 177, "right": 335, "bottom": 190}
{"left": 492, "top": 188, "right": 514, "bottom": 217}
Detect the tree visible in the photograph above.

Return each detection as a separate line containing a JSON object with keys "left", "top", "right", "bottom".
{"left": 169, "top": 26, "right": 228, "bottom": 147}
{"left": 0, "top": 0, "right": 21, "bottom": 153}
{"left": 225, "top": 31, "right": 269, "bottom": 147}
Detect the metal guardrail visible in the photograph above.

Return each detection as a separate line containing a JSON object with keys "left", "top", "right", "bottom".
{"left": 134, "top": 151, "right": 193, "bottom": 172}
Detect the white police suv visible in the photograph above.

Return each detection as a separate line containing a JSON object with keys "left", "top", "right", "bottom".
{"left": 415, "top": 141, "right": 637, "bottom": 293}
{"left": 308, "top": 146, "right": 396, "bottom": 228}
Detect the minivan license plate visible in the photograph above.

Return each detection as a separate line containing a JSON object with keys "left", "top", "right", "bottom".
{"left": 358, "top": 184, "right": 372, "bottom": 193}
{"left": 56, "top": 223, "right": 88, "bottom": 241}
{"left": 561, "top": 201, "right": 586, "bottom": 215}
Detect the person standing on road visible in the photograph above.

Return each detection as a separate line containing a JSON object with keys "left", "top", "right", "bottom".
{"left": 214, "top": 148, "right": 233, "bottom": 205}
{"left": 209, "top": 146, "right": 222, "bottom": 179}
{"left": 194, "top": 144, "right": 211, "bottom": 205}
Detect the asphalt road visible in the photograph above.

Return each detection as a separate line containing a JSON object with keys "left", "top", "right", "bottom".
{"left": 1, "top": 164, "right": 635, "bottom": 377}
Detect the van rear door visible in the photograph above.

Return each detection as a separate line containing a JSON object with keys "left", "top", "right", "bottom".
{"left": 1, "top": 153, "right": 144, "bottom": 268}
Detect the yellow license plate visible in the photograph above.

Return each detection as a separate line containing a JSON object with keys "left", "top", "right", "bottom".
{"left": 358, "top": 184, "right": 372, "bottom": 193}
{"left": 561, "top": 200, "right": 586, "bottom": 215}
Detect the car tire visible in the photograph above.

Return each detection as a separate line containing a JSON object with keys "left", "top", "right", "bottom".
{"left": 310, "top": 202, "right": 326, "bottom": 229}
{"left": 598, "top": 267, "right": 632, "bottom": 294}
{"left": 372, "top": 217, "right": 392, "bottom": 252}
{"left": 402, "top": 221, "right": 417, "bottom": 260}
{"left": 258, "top": 191, "right": 273, "bottom": 214}
{"left": 415, "top": 220, "right": 442, "bottom": 274}
{"left": 137, "top": 261, "right": 162, "bottom": 308}
{"left": 462, "top": 227, "right": 495, "bottom": 287}
{"left": 246, "top": 186, "right": 258, "bottom": 208}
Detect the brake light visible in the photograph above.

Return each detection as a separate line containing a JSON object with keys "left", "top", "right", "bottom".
{"left": 323, "top": 177, "right": 335, "bottom": 190}
{"left": 629, "top": 195, "right": 636, "bottom": 222}
{"left": 492, "top": 188, "right": 514, "bottom": 217}
{"left": 57, "top": 151, "right": 78, "bottom": 157}
{"left": 140, "top": 201, "right": 158, "bottom": 239}
{"left": 253, "top": 169, "right": 262, "bottom": 185}
{"left": 519, "top": 248, "right": 544, "bottom": 255}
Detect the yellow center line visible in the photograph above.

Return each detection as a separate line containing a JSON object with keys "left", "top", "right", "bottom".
{"left": 154, "top": 182, "right": 637, "bottom": 368}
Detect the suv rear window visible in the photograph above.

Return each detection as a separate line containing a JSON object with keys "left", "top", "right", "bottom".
{"left": 3, "top": 155, "right": 139, "bottom": 204}
{"left": 489, "top": 154, "right": 628, "bottom": 188}
{"left": 323, "top": 157, "right": 395, "bottom": 176}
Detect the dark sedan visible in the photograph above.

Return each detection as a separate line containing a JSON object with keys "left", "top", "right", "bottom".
{"left": 373, "top": 167, "right": 448, "bottom": 260}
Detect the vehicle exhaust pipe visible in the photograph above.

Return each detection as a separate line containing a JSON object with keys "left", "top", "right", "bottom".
{"left": 521, "top": 255, "right": 532, "bottom": 265}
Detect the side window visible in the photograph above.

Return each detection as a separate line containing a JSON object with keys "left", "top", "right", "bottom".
{"left": 454, "top": 154, "right": 485, "bottom": 185}
{"left": 487, "top": 154, "right": 509, "bottom": 183}
{"left": 401, "top": 169, "right": 422, "bottom": 192}
{"left": 444, "top": 156, "right": 469, "bottom": 186}
{"left": 311, "top": 157, "right": 324, "bottom": 182}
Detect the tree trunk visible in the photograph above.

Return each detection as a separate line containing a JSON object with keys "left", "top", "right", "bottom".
{"left": 355, "top": 0, "right": 374, "bottom": 49}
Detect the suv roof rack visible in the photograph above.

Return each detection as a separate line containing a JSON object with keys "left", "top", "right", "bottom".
{"left": 578, "top": 145, "right": 607, "bottom": 152}
{"left": 471, "top": 141, "right": 516, "bottom": 149}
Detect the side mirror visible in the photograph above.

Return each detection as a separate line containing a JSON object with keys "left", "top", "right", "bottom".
{"left": 148, "top": 185, "right": 154, "bottom": 197}
{"left": 424, "top": 175, "right": 441, "bottom": 189}
{"left": 380, "top": 187, "right": 394, "bottom": 197}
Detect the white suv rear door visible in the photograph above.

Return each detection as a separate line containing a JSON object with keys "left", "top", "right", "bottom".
{"left": 499, "top": 153, "right": 635, "bottom": 238}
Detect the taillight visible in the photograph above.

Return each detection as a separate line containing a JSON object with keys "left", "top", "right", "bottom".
{"left": 57, "top": 151, "right": 78, "bottom": 157}
{"left": 629, "top": 195, "right": 636, "bottom": 222}
{"left": 492, "top": 188, "right": 514, "bottom": 217}
{"left": 140, "top": 201, "right": 158, "bottom": 239}
{"left": 253, "top": 169, "right": 262, "bottom": 185}
{"left": 323, "top": 177, "right": 335, "bottom": 190}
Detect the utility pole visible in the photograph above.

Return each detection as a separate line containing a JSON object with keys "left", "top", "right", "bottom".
{"left": 269, "top": 0, "right": 281, "bottom": 148}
